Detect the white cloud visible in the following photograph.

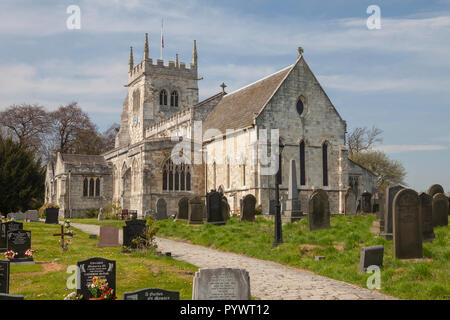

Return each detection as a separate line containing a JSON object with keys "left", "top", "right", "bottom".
{"left": 374, "top": 144, "right": 448, "bottom": 154}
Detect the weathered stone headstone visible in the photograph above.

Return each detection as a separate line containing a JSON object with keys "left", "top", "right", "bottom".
{"left": 0, "top": 293, "right": 24, "bottom": 300}
{"left": 192, "top": 268, "right": 251, "bottom": 300}
{"left": 344, "top": 188, "right": 357, "bottom": 216}
{"left": 97, "top": 226, "right": 120, "bottom": 248}
{"left": 77, "top": 257, "right": 116, "bottom": 300}
{"left": 359, "top": 245, "right": 384, "bottom": 273}
{"left": 176, "top": 197, "right": 189, "bottom": 220}
{"left": 221, "top": 198, "right": 231, "bottom": 222}
{"left": 45, "top": 208, "right": 59, "bottom": 224}
{"left": 0, "top": 260, "right": 10, "bottom": 294}
{"left": 206, "top": 190, "right": 226, "bottom": 225}
{"left": 432, "top": 193, "right": 448, "bottom": 227}
{"left": 97, "top": 208, "right": 104, "bottom": 221}
{"left": 393, "top": 189, "right": 422, "bottom": 259}
{"left": 284, "top": 159, "right": 302, "bottom": 222}
{"left": 419, "top": 193, "right": 435, "bottom": 240}
{"left": 361, "top": 191, "right": 372, "bottom": 214}
{"left": 156, "top": 199, "right": 168, "bottom": 220}
{"left": 385, "top": 185, "right": 404, "bottom": 235}
{"left": 123, "top": 219, "right": 147, "bottom": 248}
{"left": 7, "top": 212, "right": 26, "bottom": 221}
{"left": 7, "top": 230, "right": 34, "bottom": 264}
{"left": 122, "top": 288, "right": 180, "bottom": 300}
{"left": 308, "top": 189, "right": 330, "bottom": 231}
{"left": 427, "top": 184, "right": 444, "bottom": 197}
{"left": 188, "top": 197, "right": 204, "bottom": 225}
{"left": 0, "top": 221, "right": 23, "bottom": 250}
{"left": 25, "top": 210, "right": 39, "bottom": 222}
{"left": 241, "top": 194, "right": 256, "bottom": 222}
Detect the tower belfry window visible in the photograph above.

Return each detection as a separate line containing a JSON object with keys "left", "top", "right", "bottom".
{"left": 170, "top": 91, "right": 179, "bottom": 107}
{"left": 160, "top": 90, "right": 168, "bottom": 106}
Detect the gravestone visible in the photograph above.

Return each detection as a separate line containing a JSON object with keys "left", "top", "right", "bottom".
{"left": 359, "top": 245, "right": 384, "bottom": 273}
{"left": 432, "top": 193, "right": 448, "bottom": 227}
{"left": 176, "top": 197, "right": 189, "bottom": 220}
{"left": 308, "top": 189, "right": 330, "bottom": 231}
{"left": 361, "top": 191, "right": 372, "bottom": 214}
{"left": 122, "top": 288, "right": 180, "bottom": 300}
{"left": 192, "top": 268, "right": 251, "bottom": 300}
{"left": 427, "top": 184, "right": 444, "bottom": 197}
{"left": 0, "top": 260, "right": 10, "bottom": 294}
{"left": 25, "top": 210, "right": 39, "bottom": 222}
{"left": 98, "top": 208, "right": 104, "bottom": 221}
{"left": 0, "top": 221, "right": 23, "bottom": 250}
{"left": 156, "top": 199, "right": 168, "bottom": 220}
{"left": 97, "top": 226, "right": 120, "bottom": 248}
{"left": 241, "top": 194, "right": 256, "bottom": 222}
{"left": 188, "top": 197, "right": 204, "bottom": 225}
{"left": 0, "top": 293, "right": 24, "bottom": 300}
{"left": 45, "top": 208, "right": 59, "bottom": 224}
{"left": 206, "top": 190, "right": 226, "bottom": 225}
{"left": 344, "top": 188, "right": 357, "bottom": 215}
{"left": 284, "top": 159, "right": 302, "bottom": 222}
{"left": 385, "top": 185, "right": 404, "bottom": 235}
{"left": 128, "top": 210, "right": 138, "bottom": 220}
{"left": 393, "top": 189, "right": 422, "bottom": 259}
{"left": 7, "top": 230, "right": 34, "bottom": 264}
{"left": 77, "top": 257, "right": 116, "bottom": 300}
{"left": 221, "top": 198, "right": 231, "bottom": 222}
{"left": 7, "top": 212, "right": 26, "bottom": 221}
{"left": 419, "top": 193, "right": 435, "bottom": 240}
{"left": 123, "top": 219, "right": 147, "bottom": 248}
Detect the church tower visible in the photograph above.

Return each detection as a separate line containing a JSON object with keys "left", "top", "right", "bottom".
{"left": 123, "top": 34, "right": 200, "bottom": 145}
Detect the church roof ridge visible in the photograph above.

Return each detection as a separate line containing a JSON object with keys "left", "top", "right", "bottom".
{"left": 60, "top": 153, "right": 106, "bottom": 165}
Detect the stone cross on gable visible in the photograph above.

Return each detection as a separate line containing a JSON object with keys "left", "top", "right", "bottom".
{"left": 220, "top": 82, "right": 227, "bottom": 93}
{"left": 298, "top": 47, "right": 304, "bottom": 55}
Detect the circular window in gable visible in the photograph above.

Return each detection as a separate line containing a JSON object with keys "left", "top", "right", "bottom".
{"left": 296, "top": 98, "right": 304, "bottom": 116}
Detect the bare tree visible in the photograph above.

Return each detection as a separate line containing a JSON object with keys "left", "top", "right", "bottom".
{"left": 101, "top": 123, "right": 120, "bottom": 152}
{"left": 347, "top": 126, "right": 383, "bottom": 155}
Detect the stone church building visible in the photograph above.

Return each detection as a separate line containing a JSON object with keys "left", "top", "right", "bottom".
{"left": 45, "top": 34, "right": 377, "bottom": 218}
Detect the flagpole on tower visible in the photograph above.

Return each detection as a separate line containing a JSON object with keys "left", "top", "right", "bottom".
{"left": 160, "top": 18, "right": 164, "bottom": 60}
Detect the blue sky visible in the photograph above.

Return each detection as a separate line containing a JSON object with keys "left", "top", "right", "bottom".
{"left": 0, "top": 0, "right": 449, "bottom": 192}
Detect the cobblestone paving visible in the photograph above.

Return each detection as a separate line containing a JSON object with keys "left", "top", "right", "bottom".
{"left": 69, "top": 222, "right": 396, "bottom": 300}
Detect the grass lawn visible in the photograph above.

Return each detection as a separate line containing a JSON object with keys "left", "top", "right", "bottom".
{"left": 70, "top": 218, "right": 126, "bottom": 228}
{"left": 7, "top": 221, "right": 197, "bottom": 300}
{"left": 149, "top": 214, "right": 449, "bottom": 300}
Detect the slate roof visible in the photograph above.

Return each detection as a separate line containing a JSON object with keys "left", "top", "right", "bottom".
{"left": 60, "top": 154, "right": 106, "bottom": 165}
{"left": 202, "top": 64, "right": 294, "bottom": 134}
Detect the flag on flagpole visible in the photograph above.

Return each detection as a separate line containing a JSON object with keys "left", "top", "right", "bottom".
{"left": 160, "top": 19, "right": 164, "bottom": 59}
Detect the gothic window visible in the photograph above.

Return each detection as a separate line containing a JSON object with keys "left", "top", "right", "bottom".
{"left": 296, "top": 97, "right": 304, "bottom": 116}
{"left": 299, "top": 141, "right": 306, "bottom": 186}
{"left": 170, "top": 90, "right": 179, "bottom": 107}
{"left": 89, "top": 178, "right": 95, "bottom": 197}
{"left": 95, "top": 178, "right": 100, "bottom": 197}
{"left": 162, "top": 159, "right": 191, "bottom": 192}
{"left": 159, "top": 90, "right": 168, "bottom": 106}
{"left": 83, "top": 178, "right": 88, "bottom": 197}
{"left": 322, "top": 143, "right": 329, "bottom": 187}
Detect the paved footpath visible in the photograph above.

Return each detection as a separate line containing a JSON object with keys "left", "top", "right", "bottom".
{"left": 69, "top": 222, "right": 396, "bottom": 300}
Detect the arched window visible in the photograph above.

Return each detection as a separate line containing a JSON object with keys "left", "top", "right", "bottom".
{"left": 296, "top": 96, "right": 306, "bottom": 116}
{"left": 83, "top": 178, "right": 88, "bottom": 197}
{"left": 170, "top": 90, "right": 179, "bottom": 107}
{"left": 322, "top": 143, "right": 328, "bottom": 187}
{"left": 162, "top": 159, "right": 191, "bottom": 192}
{"left": 299, "top": 141, "right": 306, "bottom": 186}
{"left": 89, "top": 178, "right": 95, "bottom": 197}
{"left": 95, "top": 178, "right": 100, "bottom": 197}
{"left": 159, "top": 90, "right": 168, "bottom": 106}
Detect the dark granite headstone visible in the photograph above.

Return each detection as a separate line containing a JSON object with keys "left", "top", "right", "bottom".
{"left": 7, "top": 230, "right": 33, "bottom": 264}
{"left": 361, "top": 192, "right": 372, "bottom": 214}
{"left": 206, "top": 190, "right": 226, "bottom": 225}
{"left": 0, "top": 293, "right": 24, "bottom": 300}
{"left": 0, "top": 221, "right": 23, "bottom": 250}
{"left": 427, "top": 184, "right": 444, "bottom": 197}
{"left": 0, "top": 260, "right": 10, "bottom": 294}
{"left": 241, "top": 194, "right": 256, "bottom": 222}
{"left": 176, "top": 197, "right": 189, "bottom": 220}
{"left": 308, "top": 189, "right": 330, "bottom": 231}
{"left": 77, "top": 257, "right": 116, "bottom": 300}
{"left": 45, "top": 208, "right": 59, "bottom": 224}
{"left": 123, "top": 220, "right": 147, "bottom": 248}
{"left": 97, "top": 226, "right": 120, "bottom": 248}
{"left": 188, "top": 197, "right": 204, "bottom": 225}
{"left": 385, "top": 185, "right": 404, "bottom": 234}
{"left": 393, "top": 189, "right": 422, "bottom": 259}
{"left": 419, "top": 193, "right": 435, "bottom": 240}
{"left": 432, "top": 193, "right": 448, "bottom": 227}
{"left": 221, "top": 198, "right": 231, "bottom": 222}
{"left": 359, "top": 245, "right": 384, "bottom": 273}
{"left": 122, "top": 288, "right": 180, "bottom": 300}
{"left": 156, "top": 199, "right": 168, "bottom": 220}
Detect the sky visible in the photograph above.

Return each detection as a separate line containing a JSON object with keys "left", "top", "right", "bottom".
{"left": 0, "top": 0, "right": 449, "bottom": 192}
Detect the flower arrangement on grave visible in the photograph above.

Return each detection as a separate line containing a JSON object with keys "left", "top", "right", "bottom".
{"left": 24, "top": 249, "right": 35, "bottom": 258}
{"left": 88, "top": 276, "right": 116, "bottom": 300}
{"left": 59, "top": 238, "right": 72, "bottom": 251}
{"left": 4, "top": 250, "right": 17, "bottom": 260}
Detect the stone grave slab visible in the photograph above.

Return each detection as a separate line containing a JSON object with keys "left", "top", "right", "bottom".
{"left": 122, "top": 288, "right": 180, "bottom": 300}
{"left": 97, "top": 226, "right": 120, "bottom": 248}
{"left": 77, "top": 257, "right": 116, "bottom": 300}
{"left": 192, "top": 268, "right": 250, "bottom": 300}
{"left": 359, "top": 245, "right": 384, "bottom": 273}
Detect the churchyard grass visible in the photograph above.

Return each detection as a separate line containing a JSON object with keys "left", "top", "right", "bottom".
{"left": 8, "top": 222, "right": 196, "bottom": 300}
{"left": 70, "top": 218, "right": 126, "bottom": 228}
{"left": 153, "top": 215, "right": 449, "bottom": 300}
